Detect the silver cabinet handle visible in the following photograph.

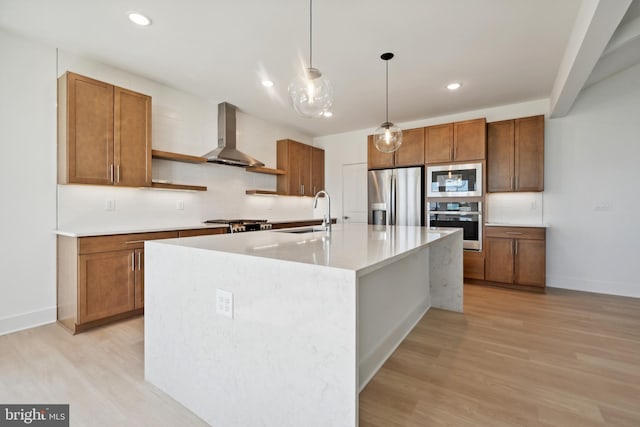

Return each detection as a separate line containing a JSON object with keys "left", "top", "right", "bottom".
{"left": 137, "top": 251, "right": 141, "bottom": 271}
{"left": 131, "top": 252, "right": 135, "bottom": 271}
{"left": 515, "top": 240, "right": 518, "bottom": 255}
{"left": 116, "top": 165, "right": 120, "bottom": 183}
{"left": 301, "top": 184, "right": 305, "bottom": 195}
{"left": 125, "top": 240, "right": 146, "bottom": 244}
{"left": 515, "top": 175, "right": 519, "bottom": 190}
{"left": 110, "top": 164, "right": 114, "bottom": 183}
{"left": 505, "top": 232, "right": 524, "bottom": 235}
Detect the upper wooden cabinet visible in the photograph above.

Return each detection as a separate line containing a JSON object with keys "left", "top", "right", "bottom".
{"left": 58, "top": 72, "right": 152, "bottom": 187}
{"left": 277, "top": 139, "right": 324, "bottom": 196}
{"left": 425, "top": 118, "right": 486, "bottom": 164}
{"left": 368, "top": 127, "right": 424, "bottom": 169}
{"left": 487, "top": 115, "right": 544, "bottom": 192}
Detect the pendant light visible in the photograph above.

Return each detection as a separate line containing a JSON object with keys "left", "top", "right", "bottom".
{"left": 288, "top": 0, "right": 334, "bottom": 118}
{"left": 374, "top": 52, "right": 402, "bottom": 153}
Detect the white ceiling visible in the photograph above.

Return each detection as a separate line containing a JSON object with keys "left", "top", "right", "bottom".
{"left": 0, "top": 0, "right": 633, "bottom": 137}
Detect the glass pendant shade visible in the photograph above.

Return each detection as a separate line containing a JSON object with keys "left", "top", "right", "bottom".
{"left": 373, "top": 121, "right": 403, "bottom": 153}
{"left": 289, "top": 67, "right": 334, "bottom": 118}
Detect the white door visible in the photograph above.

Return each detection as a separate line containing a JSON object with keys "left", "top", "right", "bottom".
{"left": 342, "top": 163, "right": 368, "bottom": 223}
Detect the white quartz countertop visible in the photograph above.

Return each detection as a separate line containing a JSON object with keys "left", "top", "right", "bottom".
{"left": 485, "top": 223, "right": 549, "bottom": 228}
{"left": 54, "top": 223, "right": 228, "bottom": 237}
{"left": 149, "top": 223, "right": 461, "bottom": 274}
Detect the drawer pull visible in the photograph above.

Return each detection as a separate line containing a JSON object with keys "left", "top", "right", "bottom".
{"left": 125, "top": 240, "right": 146, "bottom": 244}
{"left": 505, "top": 232, "right": 524, "bottom": 235}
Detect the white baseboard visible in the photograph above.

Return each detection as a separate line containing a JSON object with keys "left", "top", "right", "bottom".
{"left": 0, "top": 307, "right": 57, "bottom": 336}
{"left": 547, "top": 276, "right": 640, "bottom": 298}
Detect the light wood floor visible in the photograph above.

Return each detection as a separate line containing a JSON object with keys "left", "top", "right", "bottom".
{"left": 360, "top": 285, "right": 640, "bottom": 427}
{"left": 1, "top": 285, "right": 638, "bottom": 426}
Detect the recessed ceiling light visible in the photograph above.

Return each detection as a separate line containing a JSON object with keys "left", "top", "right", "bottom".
{"left": 261, "top": 80, "right": 274, "bottom": 87}
{"left": 447, "top": 82, "right": 462, "bottom": 91}
{"left": 323, "top": 111, "right": 333, "bottom": 118}
{"left": 128, "top": 12, "right": 152, "bottom": 26}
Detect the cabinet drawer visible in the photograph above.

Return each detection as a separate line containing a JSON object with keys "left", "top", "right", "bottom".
{"left": 178, "top": 228, "right": 227, "bottom": 238}
{"left": 79, "top": 231, "right": 179, "bottom": 254}
{"left": 485, "top": 226, "right": 545, "bottom": 240}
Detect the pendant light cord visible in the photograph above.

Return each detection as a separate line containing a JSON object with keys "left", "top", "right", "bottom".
{"left": 309, "top": 0, "right": 313, "bottom": 68}
{"left": 385, "top": 59, "right": 389, "bottom": 123}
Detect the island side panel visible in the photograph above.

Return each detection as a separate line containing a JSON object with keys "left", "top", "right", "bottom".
{"left": 357, "top": 246, "right": 431, "bottom": 391}
{"left": 144, "top": 242, "right": 358, "bottom": 427}
{"left": 429, "top": 229, "right": 464, "bottom": 312}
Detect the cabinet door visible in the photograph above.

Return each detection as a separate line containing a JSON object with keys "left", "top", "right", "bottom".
{"left": 134, "top": 249, "right": 144, "bottom": 309}
{"left": 485, "top": 237, "right": 514, "bottom": 284}
{"left": 425, "top": 123, "right": 453, "bottom": 164}
{"left": 463, "top": 250, "right": 485, "bottom": 280}
{"left": 514, "top": 239, "right": 545, "bottom": 287}
{"left": 79, "top": 250, "right": 135, "bottom": 323}
{"left": 66, "top": 72, "right": 114, "bottom": 185}
{"left": 289, "top": 141, "right": 312, "bottom": 196}
{"left": 515, "top": 115, "right": 544, "bottom": 191}
{"left": 453, "top": 118, "right": 486, "bottom": 161}
{"left": 114, "top": 87, "right": 152, "bottom": 187}
{"left": 367, "top": 135, "right": 395, "bottom": 169}
{"left": 311, "top": 147, "right": 325, "bottom": 194}
{"left": 487, "top": 120, "right": 515, "bottom": 192}
{"left": 395, "top": 128, "right": 425, "bottom": 167}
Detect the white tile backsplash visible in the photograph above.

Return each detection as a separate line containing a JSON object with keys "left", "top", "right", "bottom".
{"left": 486, "top": 192, "right": 543, "bottom": 225}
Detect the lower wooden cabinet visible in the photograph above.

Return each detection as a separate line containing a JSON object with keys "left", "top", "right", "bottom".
{"left": 463, "top": 250, "right": 485, "bottom": 280}
{"left": 485, "top": 226, "right": 546, "bottom": 289}
{"left": 58, "top": 227, "right": 227, "bottom": 334}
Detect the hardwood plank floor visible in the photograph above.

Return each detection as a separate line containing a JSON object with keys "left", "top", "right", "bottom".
{"left": 0, "top": 285, "right": 638, "bottom": 426}
{"left": 0, "top": 316, "right": 208, "bottom": 426}
{"left": 359, "top": 285, "right": 640, "bottom": 427}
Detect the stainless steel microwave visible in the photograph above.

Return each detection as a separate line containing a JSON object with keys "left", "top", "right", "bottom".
{"left": 426, "top": 162, "right": 482, "bottom": 198}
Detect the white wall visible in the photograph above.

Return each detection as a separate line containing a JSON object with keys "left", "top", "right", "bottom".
{"left": 0, "top": 29, "right": 57, "bottom": 334}
{"left": 56, "top": 51, "right": 319, "bottom": 232}
{"left": 545, "top": 62, "right": 640, "bottom": 297}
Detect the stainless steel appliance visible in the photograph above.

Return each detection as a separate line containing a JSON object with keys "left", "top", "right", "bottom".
{"left": 426, "top": 162, "right": 482, "bottom": 198}
{"left": 368, "top": 167, "right": 423, "bottom": 226}
{"left": 427, "top": 201, "right": 482, "bottom": 250}
{"left": 204, "top": 219, "right": 272, "bottom": 233}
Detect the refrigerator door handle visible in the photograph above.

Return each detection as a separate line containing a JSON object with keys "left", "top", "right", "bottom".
{"left": 390, "top": 172, "right": 396, "bottom": 225}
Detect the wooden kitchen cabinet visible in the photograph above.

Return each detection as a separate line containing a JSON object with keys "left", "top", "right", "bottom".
{"left": 368, "top": 127, "right": 425, "bottom": 169}
{"left": 277, "top": 139, "right": 324, "bottom": 196}
{"left": 57, "top": 230, "right": 178, "bottom": 334}
{"left": 487, "top": 115, "right": 544, "bottom": 192}
{"left": 58, "top": 71, "right": 152, "bottom": 187}
{"left": 463, "top": 250, "right": 485, "bottom": 280}
{"left": 311, "top": 146, "right": 325, "bottom": 194}
{"left": 425, "top": 118, "right": 486, "bottom": 164}
{"left": 485, "top": 226, "right": 546, "bottom": 289}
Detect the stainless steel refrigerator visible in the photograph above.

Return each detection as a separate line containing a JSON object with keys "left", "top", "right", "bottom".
{"left": 368, "top": 167, "right": 424, "bottom": 226}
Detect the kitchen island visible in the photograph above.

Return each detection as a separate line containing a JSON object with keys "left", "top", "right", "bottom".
{"left": 144, "top": 224, "right": 463, "bottom": 427}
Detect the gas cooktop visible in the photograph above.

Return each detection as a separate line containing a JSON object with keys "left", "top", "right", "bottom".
{"left": 203, "top": 219, "right": 271, "bottom": 233}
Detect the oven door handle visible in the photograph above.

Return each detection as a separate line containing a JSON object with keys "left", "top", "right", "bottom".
{"left": 427, "top": 211, "right": 480, "bottom": 215}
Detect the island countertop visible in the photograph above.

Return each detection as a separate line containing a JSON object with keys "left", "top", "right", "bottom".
{"left": 150, "top": 223, "right": 461, "bottom": 275}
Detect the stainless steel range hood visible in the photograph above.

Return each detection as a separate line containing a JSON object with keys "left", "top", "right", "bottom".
{"left": 204, "top": 102, "right": 265, "bottom": 167}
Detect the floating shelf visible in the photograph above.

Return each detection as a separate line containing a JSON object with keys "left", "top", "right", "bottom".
{"left": 152, "top": 149, "right": 207, "bottom": 164}
{"left": 152, "top": 182, "right": 207, "bottom": 192}
{"left": 245, "top": 189, "right": 281, "bottom": 196}
{"left": 246, "top": 166, "right": 286, "bottom": 175}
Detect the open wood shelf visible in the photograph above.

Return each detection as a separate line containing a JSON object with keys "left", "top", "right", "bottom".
{"left": 246, "top": 166, "right": 286, "bottom": 175}
{"left": 152, "top": 150, "right": 207, "bottom": 164}
{"left": 245, "top": 189, "right": 281, "bottom": 196}
{"left": 151, "top": 182, "right": 207, "bottom": 192}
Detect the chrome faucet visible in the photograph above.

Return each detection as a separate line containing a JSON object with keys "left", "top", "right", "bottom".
{"left": 313, "top": 190, "right": 331, "bottom": 232}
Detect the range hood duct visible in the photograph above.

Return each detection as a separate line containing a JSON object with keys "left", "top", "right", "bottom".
{"left": 204, "top": 102, "right": 265, "bottom": 167}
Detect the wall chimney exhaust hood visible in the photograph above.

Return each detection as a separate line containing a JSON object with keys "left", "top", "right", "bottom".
{"left": 204, "top": 102, "right": 265, "bottom": 167}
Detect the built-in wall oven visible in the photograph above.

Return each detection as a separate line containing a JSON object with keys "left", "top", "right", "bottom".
{"left": 427, "top": 201, "right": 482, "bottom": 250}
{"left": 426, "top": 162, "right": 482, "bottom": 198}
